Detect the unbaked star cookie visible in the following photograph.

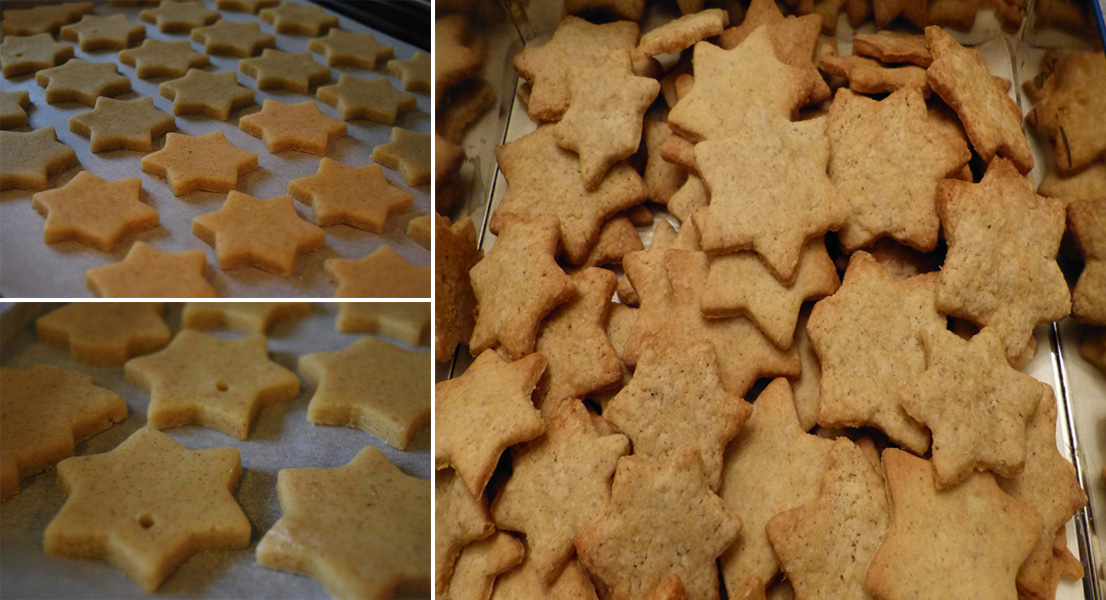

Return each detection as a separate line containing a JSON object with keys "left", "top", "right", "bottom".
{"left": 141, "top": 131, "right": 258, "bottom": 196}
{"left": 240, "top": 49, "right": 330, "bottom": 94}
{"left": 325, "top": 245, "right": 430, "bottom": 298}
{"left": 0, "top": 91, "right": 31, "bottom": 129}
{"left": 181, "top": 302, "right": 311, "bottom": 334}
{"left": 119, "top": 39, "right": 210, "bottom": 79}
{"left": 125, "top": 330, "right": 299, "bottom": 439}
{"left": 387, "top": 51, "right": 430, "bottom": 92}
{"left": 35, "top": 59, "right": 131, "bottom": 105}
{"left": 335, "top": 302, "right": 430, "bottom": 346}
{"left": 159, "top": 69, "right": 255, "bottom": 120}
{"left": 0, "top": 127, "right": 77, "bottom": 191}
{"left": 86, "top": 242, "right": 217, "bottom": 298}
{"left": 371, "top": 127, "right": 430, "bottom": 186}
{"left": 308, "top": 29, "right": 393, "bottom": 69}
{"left": 238, "top": 99, "right": 347, "bottom": 155}
{"left": 256, "top": 447, "right": 430, "bottom": 598}
{"left": 1, "top": 2, "right": 93, "bottom": 36}
{"left": 140, "top": 1, "right": 220, "bottom": 33}
{"left": 288, "top": 158, "right": 411, "bottom": 232}
{"left": 1, "top": 33, "right": 74, "bottom": 78}
{"left": 36, "top": 302, "right": 171, "bottom": 366}
{"left": 215, "top": 0, "right": 279, "bottom": 13}
{"left": 192, "top": 191, "right": 325, "bottom": 276}
{"left": 258, "top": 1, "right": 338, "bottom": 36}
{"left": 31, "top": 171, "right": 159, "bottom": 251}
{"left": 69, "top": 97, "right": 176, "bottom": 152}
{"left": 59, "top": 14, "right": 145, "bottom": 52}
{"left": 406, "top": 214, "right": 431, "bottom": 248}
{"left": 191, "top": 20, "right": 274, "bottom": 57}
{"left": 316, "top": 74, "right": 417, "bottom": 123}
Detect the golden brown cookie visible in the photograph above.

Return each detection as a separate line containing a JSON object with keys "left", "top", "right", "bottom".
{"left": 159, "top": 69, "right": 255, "bottom": 121}
{"left": 633, "top": 9, "right": 728, "bottom": 61}
{"left": 239, "top": 49, "right": 330, "bottom": 94}
{"left": 580, "top": 216, "right": 643, "bottom": 268}
{"left": 36, "top": 59, "right": 130, "bottom": 105}
{"left": 31, "top": 171, "right": 158, "bottom": 251}
{"left": 819, "top": 54, "right": 930, "bottom": 97}
{"left": 190, "top": 20, "right": 274, "bottom": 57}
{"left": 1, "top": 33, "right": 74, "bottom": 78}
{"left": 437, "top": 468, "right": 494, "bottom": 596}
{"left": 1068, "top": 198, "right": 1106, "bottom": 325}
{"left": 69, "top": 97, "right": 176, "bottom": 153}
{"left": 181, "top": 302, "right": 310, "bottom": 334}
{"left": 0, "top": 127, "right": 78, "bottom": 191}
{"left": 238, "top": 99, "right": 347, "bottom": 155}
{"left": 450, "top": 533, "right": 525, "bottom": 600}
{"left": 491, "top": 553, "right": 598, "bottom": 599}
{"left": 325, "top": 245, "right": 430, "bottom": 298}
{"left": 436, "top": 215, "right": 481, "bottom": 362}
{"left": 59, "top": 14, "right": 144, "bottom": 52}
{"left": 852, "top": 30, "right": 932, "bottom": 67}
{"left": 289, "top": 158, "right": 411, "bottom": 231}
{"left": 308, "top": 29, "right": 393, "bottom": 69}
{"left": 36, "top": 302, "right": 170, "bottom": 366}
{"left": 435, "top": 14, "right": 483, "bottom": 101}
{"left": 642, "top": 119, "right": 687, "bottom": 205}
{"left": 873, "top": 0, "right": 926, "bottom": 27}
{"left": 86, "top": 242, "right": 216, "bottom": 298}
{"left": 258, "top": 1, "right": 338, "bottom": 36}
{"left": 334, "top": 302, "right": 429, "bottom": 346}
{"left": 119, "top": 39, "right": 210, "bottom": 79}
{"left": 141, "top": 131, "right": 257, "bottom": 196}
{"left": 371, "top": 128, "right": 430, "bottom": 186}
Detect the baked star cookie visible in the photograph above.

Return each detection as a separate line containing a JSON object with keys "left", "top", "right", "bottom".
{"left": 258, "top": 1, "right": 338, "bottom": 36}
{"left": 371, "top": 128, "right": 430, "bottom": 186}
{"left": 31, "top": 171, "right": 159, "bottom": 251}
{"left": 69, "top": 97, "right": 176, "bottom": 152}
{"left": 335, "top": 302, "right": 430, "bottom": 346}
{"left": 139, "top": 2, "right": 220, "bottom": 33}
{"left": 1024, "top": 50, "right": 1106, "bottom": 175}
{"left": 853, "top": 30, "right": 932, "bottom": 66}
{"left": 256, "top": 447, "right": 430, "bottom": 598}
{"left": 1, "top": 365, "right": 127, "bottom": 501}
{"left": 36, "top": 59, "right": 131, "bottom": 105}
{"left": 181, "top": 302, "right": 310, "bottom": 334}
{"left": 191, "top": 21, "right": 274, "bottom": 57}
{"left": 325, "top": 245, "right": 431, "bottom": 298}
{"left": 437, "top": 469, "right": 494, "bottom": 595}
{"left": 633, "top": 9, "right": 729, "bottom": 60}
{"left": 36, "top": 302, "right": 171, "bottom": 367}
{"left": 387, "top": 51, "right": 430, "bottom": 92}
{"left": 289, "top": 158, "right": 411, "bottom": 231}
{"left": 435, "top": 14, "right": 482, "bottom": 101}
{"left": 309, "top": 29, "right": 393, "bottom": 69}
{"left": 192, "top": 191, "right": 325, "bottom": 276}
{"left": 238, "top": 99, "right": 347, "bottom": 155}
{"left": 240, "top": 49, "right": 330, "bottom": 94}
{"left": 436, "top": 215, "right": 481, "bottom": 362}
{"left": 159, "top": 69, "right": 255, "bottom": 120}
{"left": 1, "top": 2, "right": 93, "bottom": 36}
{"left": 490, "top": 553, "right": 599, "bottom": 599}
{"left": 60, "top": 14, "right": 145, "bottom": 52}
{"left": 450, "top": 533, "right": 525, "bottom": 600}
{"left": 1068, "top": 198, "right": 1106, "bottom": 325}
{"left": 316, "top": 75, "right": 417, "bottom": 123}
{"left": 86, "top": 242, "right": 217, "bottom": 298}
{"left": 1, "top": 33, "right": 74, "bottom": 78}
{"left": 141, "top": 131, "right": 258, "bottom": 195}
{"left": 299, "top": 337, "right": 430, "bottom": 449}
{"left": 0, "top": 91, "right": 31, "bottom": 129}
{"left": 119, "top": 40, "right": 210, "bottom": 79}
{"left": 125, "top": 330, "right": 299, "bottom": 439}
{"left": 0, "top": 127, "right": 77, "bottom": 191}
{"left": 44, "top": 428, "right": 250, "bottom": 592}
{"left": 819, "top": 54, "right": 930, "bottom": 97}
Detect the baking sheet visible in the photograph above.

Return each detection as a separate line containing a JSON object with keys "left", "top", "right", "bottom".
{"left": 0, "top": 0, "right": 430, "bottom": 298}
{"left": 0, "top": 302, "right": 431, "bottom": 599}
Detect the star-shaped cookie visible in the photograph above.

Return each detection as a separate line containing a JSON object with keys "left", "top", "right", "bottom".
{"left": 936, "top": 158, "right": 1070, "bottom": 367}
{"left": 436, "top": 350, "right": 546, "bottom": 497}
{"left": 469, "top": 215, "right": 577, "bottom": 359}
{"left": 36, "top": 302, "right": 170, "bottom": 366}
{"left": 69, "top": 97, "right": 176, "bottom": 152}
{"left": 1, "top": 365, "right": 127, "bottom": 501}
{"left": 191, "top": 20, "right": 274, "bottom": 57}
{"left": 192, "top": 191, "right": 325, "bottom": 276}
{"left": 435, "top": 14, "right": 483, "bottom": 101}
{"left": 215, "top": 0, "right": 279, "bottom": 13}
{"left": 492, "top": 401, "right": 629, "bottom": 585}
{"left": 1, "top": 91, "right": 30, "bottom": 129}
{"left": 181, "top": 302, "right": 311, "bottom": 334}
{"left": 59, "top": 14, "right": 145, "bottom": 52}
{"left": 325, "top": 245, "right": 430, "bottom": 298}
{"left": 577, "top": 445, "right": 740, "bottom": 600}
{"left": 436, "top": 215, "right": 481, "bottom": 362}
{"left": 308, "top": 29, "right": 393, "bottom": 69}
{"left": 316, "top": 74, "right": 416, "bottom": 123}
{"left": 387, "top": 51, "right": 430, "bottom": 92}
{"left": 490, "top": 553, "right": 598, "bottom": 599}
{"left": 334, "top": 302, "right": 430, "bottom": 346}
{"left": 44, "top": 428, "right": 250, "bottom": 591}
{"left": 1, "top": 33, "right": 74, "bottom": 78}
{"left": 141, "top": 131, "right": 258, "bottom": 196}
{"left": 289, "top": 158, "right": 411, "bottom": 232}
{"left": 0, "top": 127, "right": 78, "bottom": 191}
{"left": 140, "top": 1, "right": 220, "bottom": 33}
{"left": 238, "top": 99, "right": 347, "bottom": 155}
{"left": 86, "top": 242, "right": 216, "bottom": 298}
{"left": 371, "top": 127, "right": 430, "bottom": 186}
{"left": 873, "top": 0, "right": 927, "bottom": 27}
{"left": 820, "top": 54, "right": 930, "bottom": 97}
{"left": 620, "top": 222, "right": 693, "bottom": 365}
{"left": 125, "top": 330, "right": 300, "bottom": 439}
{"left": 299, "top": 337, "right": 430, "bottom": 449}
{"left": 159, "top": 69, "right": 255, "bottom": 120}
{"left": 407, "top": 214, "right": 431, "bottom": 249}
{"left": 1025, "top": 50, "right": 1106, "bottom": 175}
{"left": 449, "top": 532, "right": 524, "bottom": 600}
{"left": 119, "top": 39, "right": 210, "bottom": 79}
{"left": 436, "top": 468, "right": 494, "bottom": 595}
{"left": 240, "top": 49, "right": 330, "bottom": 94}
{"left": 36, "top": 59, "right": 131, "bottom": 105}
{"left": 31, "top": 171, "right": 158, "bottom": 251}
{"left": 258, "top": 1, "right": 338, "bottom": 36}
{"left": 1069, "top": 198, "right": 1106, "bottom": 325}
{"left": 1, "top": 2, "right": 93, "bottom": 36}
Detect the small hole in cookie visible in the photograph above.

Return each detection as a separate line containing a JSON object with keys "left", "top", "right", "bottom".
{"left": 137, "top": 514, "right": 154, "bottom": 528}
{"left": 215, "top": 380, "right": 229, "bottom": 392}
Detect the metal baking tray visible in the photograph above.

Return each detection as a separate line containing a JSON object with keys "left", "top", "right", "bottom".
{"left": 0, "top": 301, "right": 431, "bottom": 598}
{"left": 0, "top": 0, "right": 430, "bottom": 298}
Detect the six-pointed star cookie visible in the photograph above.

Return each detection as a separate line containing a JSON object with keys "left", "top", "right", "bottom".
{"left": 299, "top": 337, "right": 430, "bottom": 449}
{"left": 1025, "top": 50, "right": 1106, "bottom": 175}
{"left": 335, "top": 302, "right": 430, "bottom": 345}
{"left": 60, "top": 14, "right": 145, "bottom": 52}
{"left": 142, "top": 131, "right": 258, "bottom": 196}
{"left": 256, "top": 447, "right": 430, "bottom": 598}
{"left": 0, "top": 91, "right": 31, "bottom": 129}
{"left": 577, "top": 445, "right": 740, "bottom": 600}
{"left": 1, "top": 33, "right": 74, "bottom": 78}
{"left": 450, "top": 532, "right": 525, "bottom": 600}
{"left": 86, "top": 242, "right": 216, "bottom": 298}
{"left": 70, "top": 97, "right": 176, "bottom": 152}
{"left": 140, "top": 1, "right": 220, "bottom": 33}
{"left": 258, "top": 1, "right": 338, "bottom": 36}
{"left": 238, "top": 100, "right": 347, "bottom": 155}
{"left": 240, "top": 49, "right": 330, "bottom": 94}
{"left": 0, "top": 127, "right": 78, "bottom": 191}
{"left": 215, "top": 0, "right": 279, "bottom": 13}
{"left": 31, "top": 171, "right": 159, "bottom": 251}
{"left": 119, "top": 40, "right": 210, "bottom": 79}
{"left": 325, "top": 245, "right": 431, "bottom": 298}
{"left": 1068, "top": 198, "right": 1106, "bottom": 324}
{"left": 874, "top": 0, "right": 927, "bottom": 27}
{"left": 492, "top": 401, "right": 629, "bottom": 584}
{"left": 436, "top": 215, "right": 481, "bottom": 361}
{"left": 181, "top": 301, "right": 311, "bottom": 334}
{"left": 35, "top": 59, "right": 131, "bottom": 105}
{"left": 436, "top": 468, "right": 494, "bottom": 595}
{"left": 159, "top": 69, "right": 254, "bottom": 120}
{"left": 192, "top": 191, "right": 325, "bottom": 276}
{"left": 436, "top": 349, "right": 546, "bottom": 498}
{"left": 490, "top": 553, "right": 598, "bottom": 599}
{"left": 434, "top": 14, "right": 483, "bottom": 101}
{"left": 36, "top": 302, "right": 171, "bottom": 366}
{"left": 191, "top": 20, "right": 274, "bottom": 57}
{"left": 387, "top": 51, "right": 430, "bottom": 92}
{"left": 372, "top": 127, "right": 430, "bottom": 186}
{"left": 0, "top": 365, "right": 127, "bottom": 501}
{"left": 316, "top": 74, "right": 417, "bottom": 123}
{"left": 44, "top": 428, "right": 250, "bottom": 592}
{"left": 125, "top": 330, "right": 300, "bottom": 439}
{"left": 936, "top": 158, "right": 1070, "bottom": 367}
{"left": 1, "top": 2, "right": 93, "bottom": 36}
{"left": 289, "top": 158, "right": 411, "bottom": 231}
{"left": 309, "top": 29, "right": 393, "bottom": 69}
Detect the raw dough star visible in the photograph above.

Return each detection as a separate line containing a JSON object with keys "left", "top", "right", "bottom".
{"left": 1, "top": 2, "right": 93, "bottom": 36}
{"left": 69, "top": 97, "right": 176, "bottom": 153}
{"left": 308, "top": 29, "right": 393, "bottom": 69}
{"left": 140, "top": 1, "right": 220, "bottom": 33}
{"left": 59, "top": 14, "right": 145, "bottom": 52}
{"left": 239, "top": 49, "right": 330, "bottom": 94}
{"left": 86, "top": 242, "right": 216, "bottom": 298}
{"left": 35, "top": 59, "right": 131, "bottom": 106}
{"left": 288, "top": 158, "right": 412, "bottom": 232}
{"left": 1, "top": 33, "right": 74, "bottom": 78}
{"left": 181, "top": 302, "right": 311, "bottom": 334}
{"left": 316, "top": 74, "right": 417, "bottom": 123}
{"left": 191, "top": 20, "right": 274, "bottom": 57}
{"left": 0, "top": 91, "right": 31, "bottom": 129}
{"left": 119, "top": 39, "right": 211, "bottom": 79}
{"left": 238, "top": 99, "right": 347, "bottom": 155}
{"left": 141, "top": 131, "right": 258, "bottom": 195}
{"left": 371, "top": 128, "right": 430, "bottom": 186}
{"left": 31, "top": 171, "right": 159, "bottom": 251}
{"left": 325, "top": 245, "right": 430, "bottom": 298}
{"left": 0, "top": 127, "right": 77, "bottom": 191}
{"left": 36, "top": 302, "right": 171, "bottom": 366}
{"left": 258, "top": 1, "right": 339, "bottom": 36}
{"left": 387, "top": 51, "right": 430, "bottom": 92}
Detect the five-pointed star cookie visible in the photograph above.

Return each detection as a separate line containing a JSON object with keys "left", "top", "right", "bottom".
{"left": 718, "top": 378, "right": 834, "bottom": 597}
{"left": 0, "top": 91, "right": 31, "bottom": 129}
{"left": 904, "top": 328, "right": 1041, "bottom": 488}
{"left": 436, "top": 468, "right": 494, "bottom": 595}
{"left": 925, "top": 26, "right": 1033, "bottom": 173}
{"left": 308, "top": 29, "right": 393, "bottom": 69}
{"left": 191, "top": 20, "right": 274, "bottom": 57}
{"left": 35, "top": 59, "right": 131, "bottom": 105}
{"left": 492, "top": 126, "right": 647, "bottom": 265}
{"left": 181, "top": 302, "right": 311, "bottom": 334}
{"left": 44, "top": 428, "right": 250, "bottom": 592}
{"left": 865, "top": 449, "right": 1043, "bottom": 600}
{"left": 240, "top": 49, "right": 330, "bottom": 94}
{"left": 335, "top": 302, "right": 430, "bottom": 346}
{"left": 1, "top": 33, "right": 74, "bottom": 78}
{"left": 0, "top": 127, "right": 78, "bottom": 191}
{"left": 936, "top": 158, "right": 1070, "bottom": 367}
{"left": 1025, "top": 50, "right": 1106, "bottom": 175}
{"left": 316, "top": 74, "right": 417, "bottom": 123}
{"left": 125, "top": 330, "right": 300, "bottom": 439}
{"left": 36, "top": 302, "right": 170, "bottom": 366}
{"left": 387, "top": 51, "right": 430, "bottom": 92}
{"left": 158, "top": 69, "right": 254, "bottom": 120}
{"left": 141, "top": 131, "right": 258, "bottom": 196}
{"left": 828, "top": 88, "right": 970, "bottom": 252}
{"left": 436, "top": 350, "right": 546, "bottom": 497}
{"left": 492, "top": 401, "right": 629, "bottom": 585}
{"left": 469, "top": 215, "right": 577, "bottom": 359}
{"left": 325, "top": 245, "right": 430, "bottom": 298}
{"left": 0, "top": 365, "right": 127, "bottom": 501}
{"left": 436, "top": 215, "right": 481, "bottom": 361}
{"left": 1, "top": 2, "right": 93, "bottom": 36}
{"left": 119, "top": 39, "right": 210, "bottom": 79}
{"left": 372, "top": 128, "right": 430, "bottom": 186}
{"left": 299, "top": 337, "right": 430, "bottom": 449}
{"left": 450, "top": 532, "right": 525, "bottom": 600}
{"left": 86, "top": 242, "right": 216, "bottom": 298}
{"left": 1068, "top": 198, "right": 1106, "bottom": 324}
{"left": 31, "top": 171, "right": 158, "bottom": 251}
{"left": 577, "top": 445, "right": 740, "bottom": 600}
{"left": 140, "top": 1, "right": 220, "bottom": 33}
{"left": 238, "top": 99, "right": 347, "bottom": 155}
{"left": 69, "top": 97, "right": 176, "bottom": 152}
{"left": 59, "top": 14, "right": 145, "bottom": 52}
{"left": 258, "top": 1, "right": 338, "bottom": 36}
{"left": 257, "top": 447, "right": 429, "bottom": 598}
{"left": 692, "top": 106, "right": 846, "bottom": 282}
{"left": 192, "top": 191, "right": 325, "bottom": 276}
{"left": 289, "top": 158, "right": 411, "bottom": 232}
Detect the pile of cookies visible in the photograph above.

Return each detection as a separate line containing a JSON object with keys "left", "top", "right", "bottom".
{"left": 436, "top": 2, "right": 1101, "bottom": 599}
